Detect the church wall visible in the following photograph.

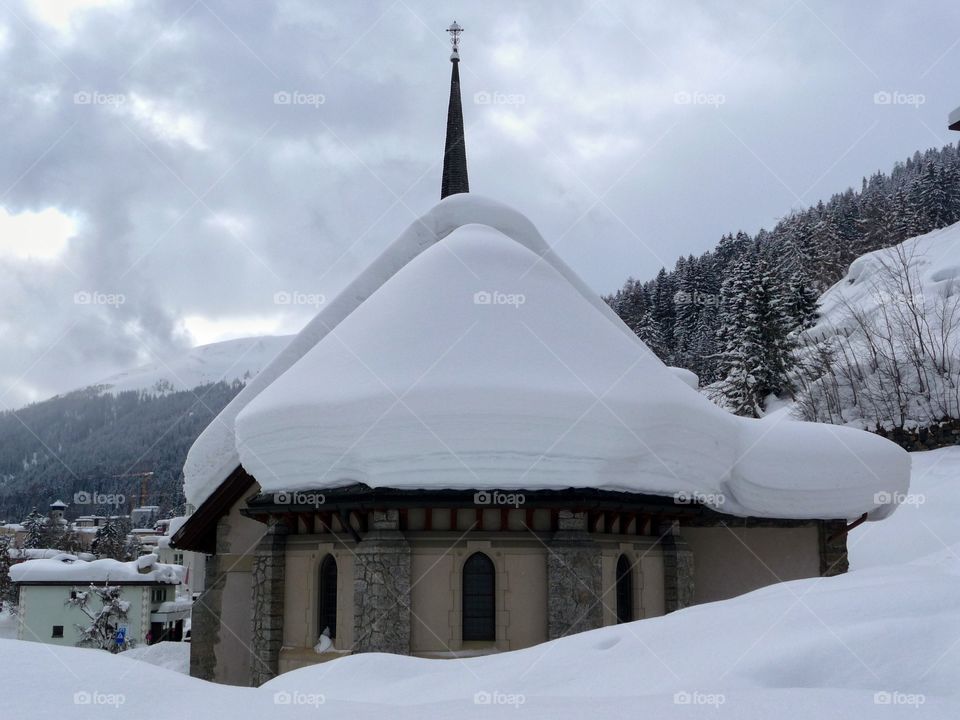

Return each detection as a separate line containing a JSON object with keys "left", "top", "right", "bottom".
{"left": 598, "top": 538, "right": 664, "bottom": 625}
{"left": 208, "top": 499, "right": 264, "bottom": 686}
{"left": 682, "top": 525, "right": 819, "bottom": 604}
{"left": 278, "top": 540, "right": 356, "bottom": 675}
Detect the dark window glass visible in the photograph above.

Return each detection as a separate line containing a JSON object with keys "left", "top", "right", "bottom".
{"left": 318, "top": 555, "right": 338, "bottom": 639}
{"left": 52, "top": 625, "right": 64, "bottom": 638}
{"left": 462, "top": 552, "right": 495, "bottom": 641}
{"left": 616, "top": 554, "right": 634, "bottom": 623}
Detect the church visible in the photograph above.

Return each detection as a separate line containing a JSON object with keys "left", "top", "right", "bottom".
{"left": 171, "top": 22, "right": 910, "bottom": 687}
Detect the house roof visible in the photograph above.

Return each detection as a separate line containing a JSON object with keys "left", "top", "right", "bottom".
{"left": 10, "top": 553, "right": 183, "bottom": 585}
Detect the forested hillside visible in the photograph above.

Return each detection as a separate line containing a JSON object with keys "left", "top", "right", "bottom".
{"left": 607, "top": 143, "right": 960, "bottom": 418}
{"left": 0, "top": 382, "right": 243, "bottom": 522}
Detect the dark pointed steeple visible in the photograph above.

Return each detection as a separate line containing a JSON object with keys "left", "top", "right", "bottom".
{"left": 441, "top": 21, "right": 469, "bottom": 199}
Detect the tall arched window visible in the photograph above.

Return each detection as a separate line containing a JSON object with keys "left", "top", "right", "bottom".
{"left": 615, "top": 554, "right": 634, "bottom": 624}
{"left": 318, "top": 555, "right": 338, "bottom": 639}
{"left": 462, "top": 552, "right": 495, "bottom": 641}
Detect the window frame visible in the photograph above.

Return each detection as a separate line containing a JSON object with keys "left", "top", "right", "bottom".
{"left": 615, "top": 554, "right": 634, "bottom": 624}
{"left": 461, "top": 552, "right": 496, "bottom": 642}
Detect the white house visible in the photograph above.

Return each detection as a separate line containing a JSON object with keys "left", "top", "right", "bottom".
{"left": 10, "top": 553, "right": 187, "bottom": 648}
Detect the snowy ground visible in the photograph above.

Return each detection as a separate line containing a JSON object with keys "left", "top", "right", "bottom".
{"left": 1, "top": 450, "right": 957, "bottom": 717}
{"left": 122, "top": 642, "right": 190, "bottom": 674}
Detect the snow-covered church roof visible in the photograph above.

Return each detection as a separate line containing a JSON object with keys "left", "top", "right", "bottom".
{"left": 184, "top": 195, "right": 910, "bottom": 521}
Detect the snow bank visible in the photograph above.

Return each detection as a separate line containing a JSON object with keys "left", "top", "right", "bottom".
{"left": 9, "top": 553, "right": 182, "bottom": 584}
{"left": 183, "top": 194, "right": 634, "bottom": 509}
{"left": 124, "top": 641, "right": 190, "bottom": 674}
{"left": 851, "top": 446, "right": 960, "bottom": 570}
{"left": 2, "top": 546, "right": 959, "bottom": 717}
{"left": 235, "top": 223, "right": 908, "bottom": 520}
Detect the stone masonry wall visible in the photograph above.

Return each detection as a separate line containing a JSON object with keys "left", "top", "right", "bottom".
{"left": 352, "top": 510, "right": 412, "bottom": 654}
{"left": 250, "top": 522, "right": 288, "bottom": 686}
{"left": 660, "top": 521, "right": 695, "bottom": 612}
{"left": 818, "top": 519, "right": 849, "bottom": 576}
{"left": 546, "top": 511, "right": 602, "bottom": 639}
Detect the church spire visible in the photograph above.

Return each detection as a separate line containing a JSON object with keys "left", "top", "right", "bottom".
{"left": 441, "top": 21, "right": 469, "bottom": 199}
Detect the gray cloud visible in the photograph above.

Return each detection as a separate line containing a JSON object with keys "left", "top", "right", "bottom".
{"left": 1, "top": 0, "right": 959, "bottom": 407}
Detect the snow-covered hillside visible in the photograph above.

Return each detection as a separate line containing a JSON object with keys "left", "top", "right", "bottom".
{"left": 87, "top": 335, "right": 291, "bottom": 396}
{"left": 797, "top": 221, "right": 960, "bottom": 430}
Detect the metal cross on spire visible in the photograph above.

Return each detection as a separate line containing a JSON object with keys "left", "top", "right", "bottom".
{"left": 447, "top": 20, "right": 463, "bottom": 61}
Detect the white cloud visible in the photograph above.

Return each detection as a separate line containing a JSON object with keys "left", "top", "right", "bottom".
{"left": 0, "top": 206, "right": 76, "bottom": 261}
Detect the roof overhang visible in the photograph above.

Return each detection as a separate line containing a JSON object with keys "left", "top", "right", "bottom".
{"left": 950, "top": 106, "right": 960, "bottom": 131}
{"left": 170, "top": 465, "right": 257, "bottom": 554}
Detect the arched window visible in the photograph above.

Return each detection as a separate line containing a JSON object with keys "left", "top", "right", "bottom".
{"left": 318, "top": 555, "right": 338, "bottom": 639}
{"left": 462, "top": 552, "right": 495, "bottom": 641}
{"left": 615, "top": 554, "right": 634, "bottom": 624}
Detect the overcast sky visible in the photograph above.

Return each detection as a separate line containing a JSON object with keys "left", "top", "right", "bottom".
{"left": 0, "top": 0, "right": 958, "bottom": 408}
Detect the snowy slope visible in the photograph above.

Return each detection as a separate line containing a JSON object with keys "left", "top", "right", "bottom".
{"left": 851, "top": 446, "right": 960, "bottom": 570}
{"left": 801, "top": 221, "right": 960, "bottom": 429}
{"left": 89, "top": 335, "right": 291, "bottom": 395}
{"left": 815, "top": 221, "right": 960, "bottom": 336}
{"left": 2, "top": 546, "right": 958, "bottom": 717}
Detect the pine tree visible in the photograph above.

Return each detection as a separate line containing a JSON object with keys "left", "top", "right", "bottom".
{"left": 0, "top": 534, "right": 13, "bottom": 611}
{"left": 22, "top": 510, "right": 46, "bottom": 550}
{"left": 91, "top": 518, "right": 130, "bottom": 560}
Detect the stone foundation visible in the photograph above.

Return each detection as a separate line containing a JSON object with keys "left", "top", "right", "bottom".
{"left": 250, "top": 522, "right": 288, "bottom": 686}
{"left": 352, "top": 510, "right": 412, "bottom": 654}
{"left": 546, "top": 511, "right": 602, "bottom": 639}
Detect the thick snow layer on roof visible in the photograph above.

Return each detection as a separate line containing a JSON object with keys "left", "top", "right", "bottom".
{"left": 183, "top": 194, "right": 628, "bottom": 508}
{"left": 234, "top": 221, "right": 909, "bottom": 521}
{"left": 9, "top": 553, "right": 182, "bottom": 584}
